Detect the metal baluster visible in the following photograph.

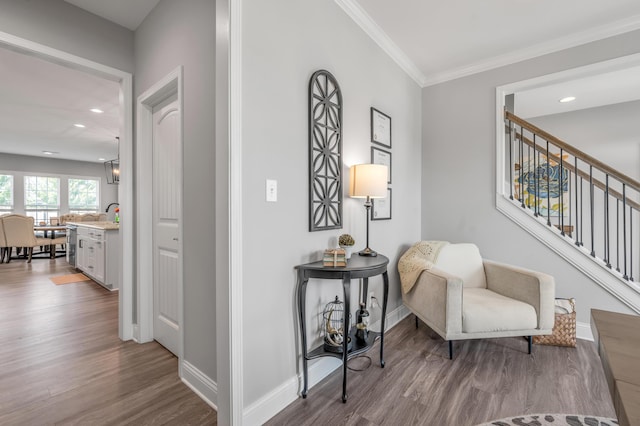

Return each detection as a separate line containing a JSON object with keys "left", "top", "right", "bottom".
{"left": 630, "top": 206, "right": 634, "bottom": 281}
{"left": 575, "top": 157, "right": 580, "bottom": 246}
{"left": 616, "top": 199, "right": 621, "bottom": 273}
{"left": 579, "top": 177, "right": 584, "bottom": 246}
{"left": 533, "top": 135, "right": 538, "bottom": 216}
{"left": 590, "top": 165, "right": 595, "bottom": 257}
{"left": 546, "top": 141, "right": 551, "bottom": 226}
{"left": 527, "top": 137, "right": 531, "bottom": 211}
{"left": 604, "top": 174, "right": 610, "bottom": 268}
{"left": 623, "top": 184, "right": 628, "bottom": 280}
{"left": 509, "top": 120, "right": 513, "bottom": 200}
{"left": 560, "top": 149, "right": 565, "bottom": 235}
{"left": 568, "top": 161, "right": 572, "bottom": 237}
{"left": 520, "top": 126, "right": 525, "bottom": 208}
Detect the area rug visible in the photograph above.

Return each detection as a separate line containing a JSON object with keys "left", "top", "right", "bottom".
{"left": 50, "top": 273, "right": 91, "bottom": 285}
{"left": 476, "top": 414, "right": 618, "bottom": 426}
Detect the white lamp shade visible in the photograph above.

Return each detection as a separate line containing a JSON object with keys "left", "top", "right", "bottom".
{"left": 349, "top": 164, "right": 388, "bottom": 198}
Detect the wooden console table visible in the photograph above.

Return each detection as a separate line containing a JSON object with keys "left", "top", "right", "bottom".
{"left": 295, "top": 254, "right": 389, "bottom": 403}
{"left": 591, "top": 309, "right": 640, "bottom": 426}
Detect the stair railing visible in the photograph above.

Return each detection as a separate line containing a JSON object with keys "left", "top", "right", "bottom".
{"left": 505, "top": 110, "right": 640, "bottom": 282}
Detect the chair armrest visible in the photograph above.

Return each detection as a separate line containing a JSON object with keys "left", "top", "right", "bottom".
{"left": 403, "top": 267, "right": 463, "bottom": 337}
{"left": 483, "top": 260, "right": 555, "bottom": 330}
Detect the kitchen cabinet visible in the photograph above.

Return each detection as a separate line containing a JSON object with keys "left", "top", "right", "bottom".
{"left": 75, "top": 224, "right": 120, "bottom": 291}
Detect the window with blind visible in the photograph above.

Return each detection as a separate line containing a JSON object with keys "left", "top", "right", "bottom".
{"left": 0, "top": 174, "right": 13, "bottom": 212}
{"left": 68, "top": 178, "right": 100, "bottom": 214}
{"left": 24, "top": 175, "right": 60, "bottom": 223}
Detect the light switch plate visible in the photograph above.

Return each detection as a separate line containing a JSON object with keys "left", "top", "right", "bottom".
{"left": 266, "top": 179, "right": 277, "bottom": 202}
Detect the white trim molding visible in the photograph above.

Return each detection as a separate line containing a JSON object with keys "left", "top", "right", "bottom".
{"left": 423, "top": 14, "right": 640, "bottom": 87}
{"left": 243, "top": 304, "right": 411, "bottom": 426}
{"left": 495, "top": 55, "right": 640, "bottom": 315}
{"left": 229, "top": 0, "right": 245, "bottom": 423}
{"left": 332, "top": 3, "right": 640, "bottom": 88}
{"left": 0, "top": 30, "right": 134, "bottom": 341}
{"left": 135, "top": 67, "right": 184, "bottom": 357}
{"left": 181, "top": 360, "right": 218, "bottom": 410}
{"left": 334, "top": 0, "right": 425, "bottom": 86}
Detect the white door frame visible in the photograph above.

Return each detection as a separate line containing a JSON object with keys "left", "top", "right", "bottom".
{"left": 0, "top": 30, "right": 135, "bottom": 341}
{"left": 136, "top": 67, "right": 184, "bottom": 362}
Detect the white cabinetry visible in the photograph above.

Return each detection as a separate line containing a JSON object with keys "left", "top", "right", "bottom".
{"left": 76, "top": 225, "right": 120, "bottom": 291}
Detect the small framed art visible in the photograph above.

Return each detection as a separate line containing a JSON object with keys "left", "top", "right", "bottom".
{"left": 371, "top": 107, "right": 391, "bottom": 148}
{"left": 371, "top": 188, "right": 392, "bottom": 221}
{"left": 371, "top": 146, "right": 391, "bottom": 184}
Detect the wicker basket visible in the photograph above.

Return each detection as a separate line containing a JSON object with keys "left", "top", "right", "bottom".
{"left": 533, "top": 298, "right": 576, "bottom": 348}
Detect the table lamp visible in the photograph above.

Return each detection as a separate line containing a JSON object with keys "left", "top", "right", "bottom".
{"left": 349, "top": 163, "right": 388, "bottom": 257}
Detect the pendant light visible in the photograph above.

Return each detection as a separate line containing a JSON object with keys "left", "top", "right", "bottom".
{"left": 104, "top": 137, "right": 120, "bottom": 185}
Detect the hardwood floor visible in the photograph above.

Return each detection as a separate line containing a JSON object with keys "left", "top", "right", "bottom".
{"left": 0, "top": 257, "right": 216, "bottom": 425}
{"left": 267, "top": 316, "right": 616, "bottom": 426}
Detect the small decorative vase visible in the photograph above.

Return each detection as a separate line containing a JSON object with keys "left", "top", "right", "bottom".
{"left": 340, "top": 245, "right": 353, "bottom": 259}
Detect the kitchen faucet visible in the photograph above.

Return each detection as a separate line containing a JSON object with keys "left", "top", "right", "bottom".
{"left": 106, "top": 202, "right": 120, "bottom": 212}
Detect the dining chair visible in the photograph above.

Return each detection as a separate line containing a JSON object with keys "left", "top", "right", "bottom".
{"left": 0, "top": 215, "right": 8, "bottom": 263}
{"left": 2, "top": 214, "right": 51, "bottom": 263}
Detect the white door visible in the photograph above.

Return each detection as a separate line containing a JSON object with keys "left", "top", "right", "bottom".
{"left": 152, "top": 94, "right": 182, "bottom": 355}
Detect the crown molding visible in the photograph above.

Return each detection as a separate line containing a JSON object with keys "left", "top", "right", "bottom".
{"left": 422, "top": 13, "right": 640, "bottom": 87}
{"left": 334, "top": 1, "right": 640, "bottom": 88}
{"left": 334, "top": 0, "right": 426, "bottom": 86}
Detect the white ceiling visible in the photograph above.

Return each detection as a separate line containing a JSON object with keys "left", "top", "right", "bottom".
{"left": 515, "top": 66, "right": 640, "bottom": 118}
{"left": 345, "top": 0, "right": 640, "bottom": 87}
{"left": 63, "top": 0, "right": 160, "bottom": 31}
{"left": 0, "top": 47, "right": 120, "bottom": 163}
{"left": 0, "top": 0, "right": 162, "bottom": 165}
{"left": 3, "top": 1, "right": 640, "bottom": 164}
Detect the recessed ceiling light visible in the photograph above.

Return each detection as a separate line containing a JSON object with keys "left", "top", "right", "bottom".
{"left": 90, "top": 108, "right": 104, "bottom": 114}
{"left": 42, "top": 151, "right": 58, "bottom": 155}
{"left": 559, "top": 96, "right": 576, "bottom": 103}
{"left": 98, "top": 157, "right": 106, "bottom": 161}
{"left": 74, "top": 123, "right": 86, "bottom": 128}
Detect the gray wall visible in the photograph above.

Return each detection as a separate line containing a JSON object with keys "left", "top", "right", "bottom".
{"left": 0, "top": 0, "right": 134, "bottom": 73}
{"left": 135, "top": 0, "right": 217, "bottom": 382}
{"left": 527, "top": 100, "right": 640, "bottom": 180}
{"left": 242, "top": 0, "right": 422, "bottom": 407}
{"left": 0, "top": 153, "right": 118, "bottom": 216}
{"left": 421, "top": 30, "right": 640, "bottom": 324}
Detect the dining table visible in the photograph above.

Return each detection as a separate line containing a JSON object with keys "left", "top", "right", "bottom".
{"left": 33, "top": 225, "right": 67, "bottom": 258}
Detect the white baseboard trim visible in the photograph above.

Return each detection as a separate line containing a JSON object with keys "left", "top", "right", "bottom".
{"left": 242, "top": 303, "right": 411, "bottom": 426}
{"left": 577, "top": 321, "right": 594, "bottom": 341}
{"left": 181, "top": 360, "right": 218, "bottom": 411}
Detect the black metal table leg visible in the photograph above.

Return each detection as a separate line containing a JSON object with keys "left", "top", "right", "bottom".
{"left": 380, "top": 271, "right": 389, "bottom": 367}
{"left": 341, "top": 274, "right": 350, "bottom": 403}
{"left": 297, "top": 272, "right": 309, "bottom": 398}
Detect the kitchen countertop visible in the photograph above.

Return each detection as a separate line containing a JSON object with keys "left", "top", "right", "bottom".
{"left": 66, "top": 221, "right": 120, "bottom": 230}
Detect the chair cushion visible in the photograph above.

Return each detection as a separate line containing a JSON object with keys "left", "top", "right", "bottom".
{"left": 435, "top": 243, "right": 487, "bottom": 289}
{"left": 462, "top": 288, "right": 537, "bottom": 333}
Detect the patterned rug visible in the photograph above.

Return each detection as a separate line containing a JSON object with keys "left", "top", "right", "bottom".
{"left": 477, "top": 414, "right": 618, "bottom": 426}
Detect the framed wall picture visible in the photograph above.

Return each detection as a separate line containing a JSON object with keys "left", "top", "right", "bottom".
{"left": 371, "top": 146, "right": 391, "bottom": 184}
{"left": 371, "top": 188, "right": 392, "bottom": 221}
{"left": 371, "top": 107, "right": 391, "bottom": 148}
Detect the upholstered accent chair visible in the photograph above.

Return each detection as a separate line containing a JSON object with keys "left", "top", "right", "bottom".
{"left": 2, "top": 214, "right": 51, "bottom": 263}
{"left": 402, "top": 243, "right": 555, "bottom": 359}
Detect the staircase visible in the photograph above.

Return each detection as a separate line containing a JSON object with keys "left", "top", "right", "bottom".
{"left": 497, "top": 110, "right": 640, "bottom": 313}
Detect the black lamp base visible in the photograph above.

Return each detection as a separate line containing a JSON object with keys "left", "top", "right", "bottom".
{"left": 358, "top": 247, "right": 378, "bottom": 257}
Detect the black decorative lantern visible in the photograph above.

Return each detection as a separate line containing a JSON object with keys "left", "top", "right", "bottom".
{"left": 322, "top": 296, "right": 352, "bottom": 353}
{"left": 104, "top": 137, "right": 120, "bottom": 185}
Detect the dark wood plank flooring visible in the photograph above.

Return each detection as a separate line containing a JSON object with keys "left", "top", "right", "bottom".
{"left": 0, "top": 257, "right": 216, "bottom": 425}
{"left": 268, "top": 316, "right": 615, "bottom": 425}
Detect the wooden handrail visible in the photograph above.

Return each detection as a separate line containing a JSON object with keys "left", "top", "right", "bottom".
{"left": 506, "top": 111, "right": 640, "bottom": 192}
{"left": 512, "top": 130, "right": 640, "bottom": 211}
